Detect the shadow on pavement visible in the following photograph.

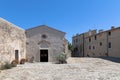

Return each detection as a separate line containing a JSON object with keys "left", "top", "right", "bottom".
{"left": 99, "top": 57, "right": 120, "bottom": 63}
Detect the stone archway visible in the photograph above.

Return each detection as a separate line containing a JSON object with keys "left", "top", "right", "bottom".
{"left": 38, "top": 40, "right": 50, "bottom": 48}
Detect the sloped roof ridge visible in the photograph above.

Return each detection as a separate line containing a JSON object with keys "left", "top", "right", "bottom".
{"left": 0, "top": 17, "right": 25, "bottom": 31}
{"left": 26, "top": 25, "right": 66, "bottom": 34}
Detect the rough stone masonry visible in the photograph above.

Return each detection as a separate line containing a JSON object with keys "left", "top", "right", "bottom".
{"left": 0, "top": 18, "right": 70, "bottom": 64}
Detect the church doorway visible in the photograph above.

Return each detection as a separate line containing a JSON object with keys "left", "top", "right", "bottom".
{"left": 40, "top": 50, "right": 48, "bottom": 62}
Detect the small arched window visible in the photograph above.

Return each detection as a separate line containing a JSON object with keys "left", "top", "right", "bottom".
{"left": 41, "top": 34, "right": 47, "bottom": 39}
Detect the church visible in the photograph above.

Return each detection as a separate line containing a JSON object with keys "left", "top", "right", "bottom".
{"left": 26, "top": 25, "right": 69, "bottom": 62}
{"left": 0, "top": 18, "right": 69, "bottom": 63}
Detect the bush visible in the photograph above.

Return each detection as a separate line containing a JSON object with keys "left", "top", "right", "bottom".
{"left": 0, "top": 62, "right": 12, "bottom": 70}
{"left": 20, "top": 58, "right": 26, "bottom": 64}
{"left": 11, "top": 60, "right": 18, "bottom": 67}
{"left": 57, "top": 53, "right": 67, "bottom": 64}
{"left": 12, "top": 60, "right": 19, "bottom": 64}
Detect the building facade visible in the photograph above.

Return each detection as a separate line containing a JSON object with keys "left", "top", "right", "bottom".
{"left": 26, "top": 25, "right": 69, "bottom": 62}
{"left": 0, "top": 18, "right": 26, "bottom": 63}
{"left": 72, "top": 27, "right": 120, "bottom": 58}
{"left": 72, "top": 34, "right": 84, "bottom": 57}
{"left": 0, "top": 18, "right": 69, "bottom": 64}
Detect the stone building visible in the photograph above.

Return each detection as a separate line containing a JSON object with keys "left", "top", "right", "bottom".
{"left": 0, "top": 18, "right": 69, "bottom": 63}
{"left": 84, "top": 30, "right": 108, "bottom": 57}
{"left": 72, "top": 27, "right": 120, "bottom": 58}
{"left": 72, "top": 34, "right": 84, "bottom": 57}
{"left": 26, "top": 25, "right": 69, "bottom": 62}
{"left": 0, "top": 18, "right": 26, "bottom": 63}
{"left": 72, "top": 30, "right": 96, "bottom": 57}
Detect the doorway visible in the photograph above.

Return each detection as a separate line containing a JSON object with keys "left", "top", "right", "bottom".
{"left": 15, "top": 50, "right": 19, "bottom": 61}
{"left": 40, "top": 50, "right": 48, "bottom": 62}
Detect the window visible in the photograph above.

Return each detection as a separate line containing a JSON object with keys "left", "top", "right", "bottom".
{"left": 100, "top": 42, "right": 102, "bottom": 46}
{"left": 94, "top": 35, "right": 97, "bottom": 40}
{"left": 105, "top": 53, "right": 108, "bottom": 56}
{"left": 41, "top": 34, "right": 47, "bottom": 39}
{"left": 108, "top": 42, "right": 111, "bottom": 48}
{"left": 89, "top": 38, "right": 91, "bottom": 42}
{"left": 76, "top": 39, "right": 78, "bottom": 43}
{"left": 108, "top": 31, "right": 111, "bottom": 36}
{"left": 93, "top": 46, "right": 95, "bottom": 49}
{"left": 26, "top": 42, "right": 29, "bottom": 45}
{"left": 74, "top": 40, "right": 76, "bottom": 44}
{"left": 89, "top": 46, "right": 91, "bottom": 50}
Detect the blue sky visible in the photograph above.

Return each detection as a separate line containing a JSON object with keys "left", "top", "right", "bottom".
{"left": 1, "top": 0, "right": 120, "bottom": 42}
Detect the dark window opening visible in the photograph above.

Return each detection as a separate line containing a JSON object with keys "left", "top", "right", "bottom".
{"left": 76, "top": 39, "right": 78, "bottom": 43}
{"left": 93, "top": 46, "right": 95, "bottom": 49}
{"left": 89, "top": 38, "right": 91, "bottom": 42}
{"left": 105, "top": 53, "right": 108, "bottom": 56}
{"left": 108, "top": 42, "right": 111, "bottom": 48}
{"left": 42, "top": 34, "right": 47, "bottom": 39}
{"left": 100, "top": 42, "right": 102, "bottom": 46}
{"left": 89, "top": 46, "right": 91, "bottom": 50}
{"left": 108, "top": 31, "right": 111, "bottom": 36}
{"left": 94, "top": 35, "right": 97, "bottom": 40}
{"left": 26, "top": 42, "right": 29, "bottom": 45}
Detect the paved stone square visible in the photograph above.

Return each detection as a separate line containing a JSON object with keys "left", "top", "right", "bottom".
{"left": 0, "top": 58, "right": 120, "bottom": 80}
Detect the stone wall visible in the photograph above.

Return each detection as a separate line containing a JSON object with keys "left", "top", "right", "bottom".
{"left": 84, "top": 32, "right": 108, "bottom": 57}
{"left": 0, "top": 18, "right": 26, "bottom": 64}
{"left": 72, "top": 27, "right": 120, "bottom": 58}
{"left": 108, "top": 28, "right": 120, "bottom": 58}
{"left": 0, "top": 18, "right": 70, "bottom": 64}
{"left": 26, "top": 25, "right": 68, "bottom": 62}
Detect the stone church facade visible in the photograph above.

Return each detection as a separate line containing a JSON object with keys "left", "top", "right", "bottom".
{"left": 0, "top": 18, "right": 69, "bottom": 63}
{"left": 26, "top": 25, "right": 69, "bottom": 62}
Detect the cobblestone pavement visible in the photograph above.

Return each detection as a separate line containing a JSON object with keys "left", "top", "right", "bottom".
{"left": 0, "top": 58, "right": 120, "bottom": 80}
